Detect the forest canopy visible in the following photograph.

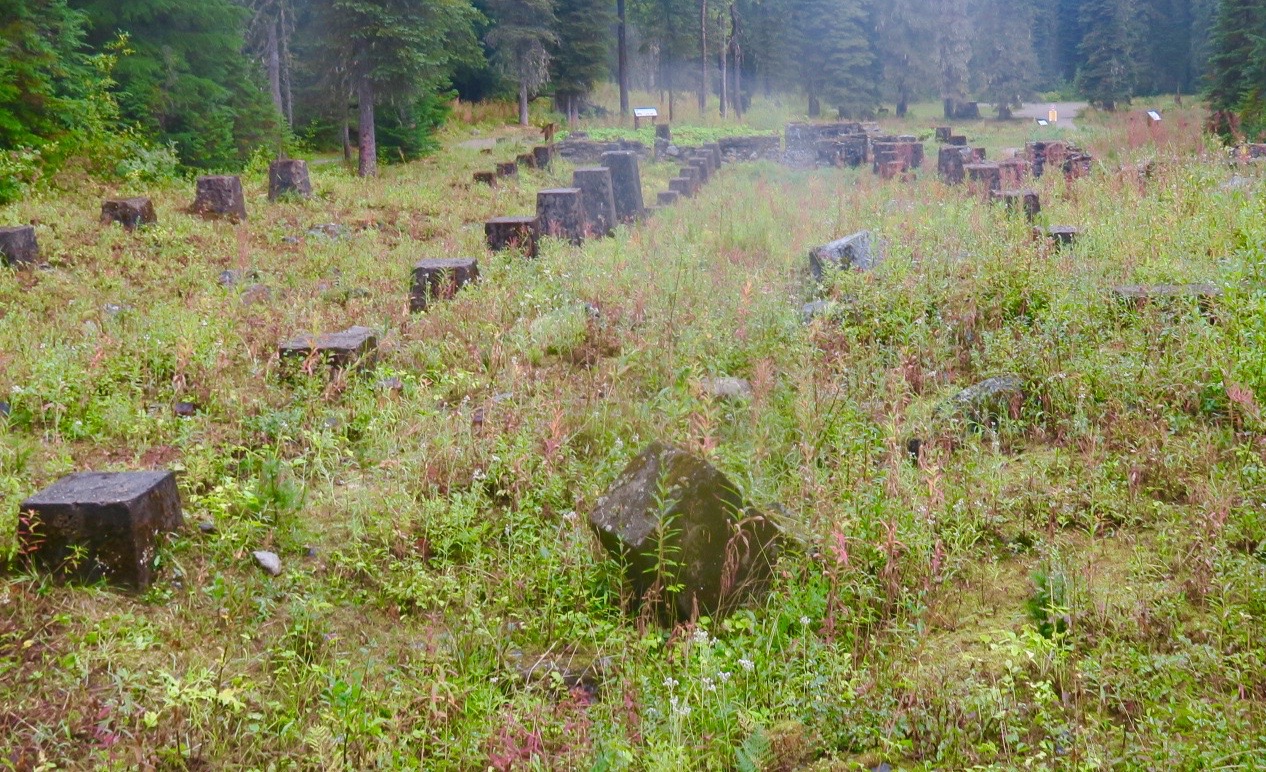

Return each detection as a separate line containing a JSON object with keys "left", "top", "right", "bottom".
{"left": 0, "top": 0, "right": 1262, "bottom": 197}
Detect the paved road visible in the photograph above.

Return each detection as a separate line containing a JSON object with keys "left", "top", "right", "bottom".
{"left": 1013, "top": 101, "right": 1089, "bottom": 130}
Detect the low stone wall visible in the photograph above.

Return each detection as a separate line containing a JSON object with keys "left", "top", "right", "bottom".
{"left": 717, "top": 135, "right": 782, "bottom": 163}
{"left": 556, "top": 137, "right": 649, "bottom": 164}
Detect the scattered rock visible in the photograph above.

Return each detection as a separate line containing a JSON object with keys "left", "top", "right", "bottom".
{"left": 103, "top": 303, "right": 131, "bottom": 318}
{"left": 377, "top": 376, "right": 404, "bottom": 392}
{"left": 306, "top": 223, "right": 348, "bottom": 241}
{"left": 940, "top": 374, "right": 1026, "bottom": 428}
{"left": 0, "top": 401, "right": 10, "bottom": 418}
{"left": 1221, "top": 175, "right": 1253, "bottom": 192}
{"left": 218, "top": 268, "right": 260, "bottom": 287}
{"left": 809, "top": 230, "right": 881, "bottom": 281}
{"left": 321, "top": 286, "right": 370, "bottom": 305}
{"left": 198, "top": 520, "right": 217, "bottom": 535}
{"left": 173, "top": 401, "right": 198, "bottom": 417}
{"left": 240, "top": 283, "right": 272, "bottom": 306}
{"left": 698, "top": 376, "right": 754, "bottom": 401}
{"left": 253, "top": 550, "right": 282, "bottom": 576}
{"left": 304, "top": 546, "right": 318, "bottom": 559}
{"left": 505, "top": 646, "right": 612, "bottom": 697}
{"left": 800, "top": 299, "right": 837, "bottom": 323}
{"left": 589, "top": 441, "right": 783, "bottom": 623}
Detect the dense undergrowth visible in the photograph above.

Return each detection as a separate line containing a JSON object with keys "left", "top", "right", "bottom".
{"left": 2, "top": 103, "right": 1266, "bottom": 769}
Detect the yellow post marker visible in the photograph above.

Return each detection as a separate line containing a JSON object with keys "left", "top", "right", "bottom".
{"left": 1048, "top": 105, "right": 1058, "bottom": 123}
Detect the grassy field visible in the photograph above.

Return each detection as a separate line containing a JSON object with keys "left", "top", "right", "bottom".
{"left": 3, "top": 100, "right": 1266, "bottom": 769}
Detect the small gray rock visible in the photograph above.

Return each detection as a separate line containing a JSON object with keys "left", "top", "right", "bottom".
{"left": 699, "top": 376, "right": 753, "bottom": 401}
{"left": 253, "top": 550, "right": 282, "bottom": 576}
{"left": 240, "top": 283, "right": 272, "bottom": 306}
{"left": 809, "top": 230, "right": 882, "bottom": 280}
{"left": 941, "top": 374, "right": 1026, "bottom": 427}
{"left": 198, "top": 520, "right": 217, "bottom": 534}
{"left": 1222, "top": 175, "right": 1252, "bottom": 192}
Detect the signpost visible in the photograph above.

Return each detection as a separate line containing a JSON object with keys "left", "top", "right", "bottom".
{"left": 633, "top": 107, "right": 658, "bottom": 129}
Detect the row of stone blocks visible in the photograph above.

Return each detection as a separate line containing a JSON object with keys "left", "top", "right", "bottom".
{"left": 665, "top": 144, "right": 722, "bottom": 202}
{"left": 472, "top": 145, "right": 555, "bottom": 186}
{"left": 483, "top": 150, "right": 650, "bottom": 257}
{"left": 0, "top": 161, "right": 313, "bottom": 267}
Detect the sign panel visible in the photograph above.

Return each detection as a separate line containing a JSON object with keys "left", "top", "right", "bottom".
{"left": 1147, "top": 110, "right": 1162, "bottom": 121}
{"left": 1036, "top": 119, "right": 1049, "bottom": 126}
{"left": 633, "top": 107, "right": 659, "bottom": 118}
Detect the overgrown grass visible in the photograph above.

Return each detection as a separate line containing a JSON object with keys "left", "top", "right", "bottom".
{"left": 2, "top": 102, "right": 1266, "bottom": 769}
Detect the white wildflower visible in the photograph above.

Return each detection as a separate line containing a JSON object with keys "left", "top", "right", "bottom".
{"left": 739, "top": 658, "right": 754, "bottom": 672}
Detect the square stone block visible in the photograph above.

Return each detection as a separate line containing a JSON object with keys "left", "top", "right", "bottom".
{"left": 18, "top": 471, "right": 184, "bottom": 589}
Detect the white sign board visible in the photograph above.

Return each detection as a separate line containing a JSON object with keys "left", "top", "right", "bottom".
{"left": 1147, "top": 110, "right": 1162, "bottom": 121}
{"left": 1036, "top": 119, "right": 1049, "bottom": 126}
{"left": 633, "top": 107, "right": 659, "bottom": 119}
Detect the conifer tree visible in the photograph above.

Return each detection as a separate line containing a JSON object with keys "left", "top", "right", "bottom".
{"left": 0, "top": 0, "right": 92, "bottom": 150}
{"left": 792, "top": 0, "right": 877, "bottom": 118}
{"left": 311, "top": 0, "right": 481, "bottom": 176}
{"left": 875, "top": 0, "right": 934, "bottom": 117}
{"left": 1075, "top": 0, "right": 1138, "bottom": 109}
{"left": 972, "top": 0, "right": 1038, "bottom": 118}
{"left": 484, "top": 0, "right": 557, "bottom": 125}
{"left": 72, "top": 0, "right": 279, "bottom": 169}
{"left": 935, "top": 0, "right": 972, "bottom": 118}
{"left": 1206, "top": 0, "right": 1265, "bottom": 135}
{"left": 551, "top": 0, "right": 613, "bottom": 120}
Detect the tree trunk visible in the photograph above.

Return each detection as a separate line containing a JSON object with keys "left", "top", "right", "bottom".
{"left": 699, "top": 0, "right": 708, "bottom": 114}
{"left": 357, "top": 75, "right": 377, "bottom": 178}
{"left": 808, "top": 89, "right": 820, "bottom": 118}
{"left": 266, "top": 20, "right": 283, "bottom": 118}
{"left": 896, "top": 86, "right": 908, "bottom": 118}
{"left": 719, "top": 22, "right": 727, "bottom": 118}
{"left": 280, "top": 3, "right": 294, "bottom": 125}
{"left": 519, "top": 79, "right": 530, "bottom": 126}
{"left": 618, "top": 0, "right": 629, "bottom": 117}
{"left": 731, "top": 4, "right": 742, "bottom": 119}
{"left": 342, "top": 116, "right": 352, "bottom": 165}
